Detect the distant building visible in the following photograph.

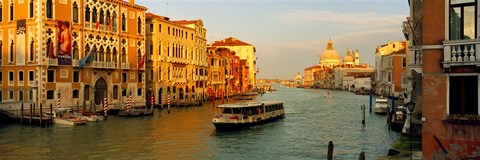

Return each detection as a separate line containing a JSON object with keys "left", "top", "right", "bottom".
{"left": 373, "top": 41, "right": 407, "bottom": 97}
{"left": 304, "top": 39, "right": 373, "bottom": 90}
{"left": 211, "top": 37, "right": 256, "bottom": 90}
{"left": 294, "top": 72, "right": 303, "bottom": 87}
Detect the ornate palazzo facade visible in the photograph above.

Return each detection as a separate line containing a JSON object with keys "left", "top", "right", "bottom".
{"left": 0, "top": 0, "right": 147, "bottom": 108}
{"left": 145, "top": 13, "right": 207, "bottom": 105}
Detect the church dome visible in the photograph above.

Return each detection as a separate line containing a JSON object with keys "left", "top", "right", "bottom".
{"left": 343, "top": 49, "right": 354, "bottom": 63}
{"left": 320, "top": 39, "right": 341, "bottom": 66}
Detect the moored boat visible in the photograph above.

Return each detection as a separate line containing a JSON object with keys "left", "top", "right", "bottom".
{"left": 50, "top": 108, "right": 87, "bottom": 126}
{"left": 374, "top": 97, "right": 388, "bottom": 114}
{"left": 212, "top": 100, "right": 285, "bottom": 130}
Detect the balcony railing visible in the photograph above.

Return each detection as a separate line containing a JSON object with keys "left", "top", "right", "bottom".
{"left": 122, "top": 63, "right": 130, "bottom": 69}
{"left": 72, "top": 60, "right": 79, "bottom": 67}
{"left": 106, "top": 62, "right": 115, "bottom": 68}
{"left": 48, "top": 58, "right": 58, "bottom": 66}
{"left": 443, "top": 39, "right": 480, "bottom": 69}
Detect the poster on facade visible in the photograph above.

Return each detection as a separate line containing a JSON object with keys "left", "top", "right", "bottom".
{"left": 16, "top": 19, "right": 26, "bottom": 65}
{"left": 57, "top": 20, "right": 72, "bottom": 65}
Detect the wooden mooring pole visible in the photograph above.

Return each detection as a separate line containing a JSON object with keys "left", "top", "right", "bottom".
{"left": 50, "top": 104, "right": 53, "bottom": 125}
{"left": 327, "top": 141, "right": 334, "bottom": 160}
{"left": 359, "top": 151, "right": 365, "bottom": 160}
{"left": 39, "top": 103, "right": 43, "bottom": 126}
{"left": 20, "top": 104, "right": 24, "bottom": 124}
{"left": 361, "top": 104, "right": 366, "bottom": 125}
{"left": 33, "top": 103, "right": 36, "bottom": 118}
{"left": 29, "top": 103, "right": 32, "bottom": 124}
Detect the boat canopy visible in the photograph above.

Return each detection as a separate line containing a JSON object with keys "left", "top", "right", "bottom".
{"left": 217, "top": 100, "right": 283, "bottom": 108}
{"left": 375, "top": 99, "right": 388, "bottom": 103}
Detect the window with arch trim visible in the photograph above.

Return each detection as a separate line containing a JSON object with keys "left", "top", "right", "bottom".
{"left": 29, "top": 40, "right": 34, "bottom": 61}
{"left": 72, "top": 2, "right": 78, "bottom": 23}
{"left": 9, "top": 2, "right": 13, "bottom": 21}
{"left": 8, "top": 90, "right": 13, "bottom": 100}
{"left": 121, "top": 13, "right": 126, "bottom": 31}
{"left": 18, "top": 90, "right": 23, "bottom": 101}
{"left": 29, "top": 0, "right": 33, "bottom": 18}
{"left": 9, "top": 40, "right": 14, "bottom": 62}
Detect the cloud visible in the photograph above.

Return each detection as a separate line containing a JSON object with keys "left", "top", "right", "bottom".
{"left": 277, "top": 10, "right": 406, "bottom": 28}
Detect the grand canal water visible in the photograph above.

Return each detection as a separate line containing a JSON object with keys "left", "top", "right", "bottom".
{"left": 0, "top": 84, "right": 400, "bottom": 159}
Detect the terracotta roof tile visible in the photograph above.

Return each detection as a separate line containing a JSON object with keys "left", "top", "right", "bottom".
{"left": 211, "top": 37, "right": 252, "bottom": 46}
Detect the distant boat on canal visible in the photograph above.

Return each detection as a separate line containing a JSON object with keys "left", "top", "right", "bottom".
{"left": 212, "top": 100, "right": 285, "bottom": 130}
{"left": 374, "top": 97, "right": 388, "bottom": 114}
{"left": 324, "top": 91, "right": 332, "bottom": 98}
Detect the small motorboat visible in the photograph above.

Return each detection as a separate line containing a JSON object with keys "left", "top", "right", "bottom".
{"left": 324, "top": 92, "right": 332, "bottom": 98}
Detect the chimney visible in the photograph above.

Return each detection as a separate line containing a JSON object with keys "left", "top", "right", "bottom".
{"left": 128, "top": 0, "right": 135, "bottom": 4}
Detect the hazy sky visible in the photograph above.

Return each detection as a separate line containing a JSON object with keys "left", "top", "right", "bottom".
{"left": 137, "top": 0, "right": 409, "bottom": 80}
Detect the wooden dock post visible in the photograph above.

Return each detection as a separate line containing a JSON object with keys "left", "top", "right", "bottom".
{"left": 83, "top": 100, "right": 86, "bottom": 111}
{"left": 359, "top": 151, "right": 365, "bottom": 160}
{"left": 50, "top": 104, "right": 53, "bottom": 125}
{"left": 327, "top": 141, "right": 334, "bottom": 160}
{"left": 33, "top": 103, "right": 36, "bottom": 118}
{"left": 20, "top": 104, "right": 24, "bottom": 124}
{"left": 39, "top": 103, "right": 43, "bottom": 126}
{"left": 362, "top": 104, "right": 365, "bottom": 125}
{"left": 29, "top": 103, "right": 32, "bottom": 124}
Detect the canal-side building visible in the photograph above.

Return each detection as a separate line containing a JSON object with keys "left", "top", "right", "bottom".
{"left": 0, "top": 0, "right": 148, "bottom": 108}
{"left": 418, "top": 0, "right": 480, "bottom": 159}
{"left": 206, "top": 46, "right": 226, "bottom": 98}
{"left": 211, "top": 37, "right": 256, "bottom": 90}
{"left": 217, "top": 47, "right": 239, "bottom": 96}
{"left": 373, "top": 41, "right": 407, "bottom": 97}
{"left": 145, "top": 12, "right": 208, "bottom": 105}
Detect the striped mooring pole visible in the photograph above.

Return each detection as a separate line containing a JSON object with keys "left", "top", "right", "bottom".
{"left": 103, "top": 97, "right": 108, "bottom": 118}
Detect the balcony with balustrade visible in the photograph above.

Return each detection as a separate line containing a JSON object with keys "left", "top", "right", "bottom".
{"left": 47, "top": 58, "right": 58, "bottom": 66}
{"left": 443, "top": 39, "right": 480, "bottom": 72}
{"left": 122, "top": 63, "right": 131, "bottom": 69}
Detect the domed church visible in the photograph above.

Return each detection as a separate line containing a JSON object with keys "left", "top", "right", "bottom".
{"left": 319, "top": 39, "right": 341, "bottom": 67}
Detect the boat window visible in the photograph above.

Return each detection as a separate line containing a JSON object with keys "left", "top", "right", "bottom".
{"left": 222, "top": 108, "right": 232, "bottom": 114}
{"left": 232, "top": 108, "right": 242, "bottom": 114}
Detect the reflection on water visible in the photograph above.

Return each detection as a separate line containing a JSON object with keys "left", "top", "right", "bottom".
{"left": 0, "top": 84, "right": 400, "bottom": 159}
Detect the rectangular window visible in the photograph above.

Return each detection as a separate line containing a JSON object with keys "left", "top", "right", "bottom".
{"left": 122, "top": 72, "right": 127, "bottom": 82}
{"left": 73, "top": 71, "right": 79, "bottom": 82}
{"left": 0, "top": 71, "right": 3, "bottom": 83}
{"left": 149, "top": 44, "right": 153, "bottom": 55}
{"left": 138, "top": 73, "right": 142, "bottom": 83}
{"left": 149, "top": 23, "right": 153, "bottom": 32}
{"left": 29, "top": 1, "right": 33, "bottom": 18}
{"left": 9, "top": 71, "right": 13, "bottom": 82}
{"left": 29, "top": 71, "right": 34, "bottom": 82}
{"left": 73, "top": 90, "right": 79, "bottom": 98}
{"left": 0, "top": 7, "right": 3, "bottom": 22}
{"left": 158, "top": 24, "right": 161, "bottom": 32}
{"left": 47, "top": 70, "right": 54, "bottom": 82}
{"left": 450, "top": 0, "right": 476, "bottom": 40}
{"left": 113, "top": 85, "right": 118, "bottom": 99}
{"left": 137, "top": 88, "right": 142, "bottom": 96}
{"left": 84, "top": 85, "right": 90, "bottom": 100}
{"left": 18, "top": 71, "right": 23, "bottom": 82}
{"left": 122, "top": 88, "right": 126, "bottom": 97}
{"left": 449, "top": 76, "right": 478, "bottom": 115}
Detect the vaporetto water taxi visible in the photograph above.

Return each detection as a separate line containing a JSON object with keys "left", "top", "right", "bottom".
{"left": 212, "top": 100, "right": 285, "bottom": 130}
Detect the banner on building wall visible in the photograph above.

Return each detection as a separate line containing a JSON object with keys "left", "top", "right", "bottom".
{"left": 16, "top": 19, "right": 26, "bottom": 65}
{"left": 57, "top": 20, "right": 72, "bottom": 65}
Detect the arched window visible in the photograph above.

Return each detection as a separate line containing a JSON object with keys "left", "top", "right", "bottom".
{"left": 73, "top": 41, "right": 78, "bottom": 60}
{"left": 29, "top": 40, "right": 34, "bottom": 61}
{"left": 100, "top": 9, "right": 104, "bottom": 25}
{"left": 28, "top": 89, "right": 33, "bottom": 101}
{"left": 72, "top": 2, "right": 78, "bottom": 23}
{"left": 18, "top": 90, "right": 23, "bottom": 101}
{"left": 9, "top": 40, "right": 14, "bottom": 62}
{"left": 121, "top": 13, "right": 126, "bottom": 31}
{"left": 92, "top": 7, "right": 97, "bottom": 23}
{"left": 8, "top": 90, "right": 13, "bottom": 100}
{"left": 29, "top": 0, "right": 33, "bottom": 18}
{"left": 121, "top": 47, "right": 126, "bottom": 63}
{"left": 46, "top": 0, "right": 52, "bottom": 19}
{"left": 9, "top": 2, "right": 13, "bottom": 21}
{"left": 137, "top": 17, "right": 141, "bottom": 34}
{"left": 112, "top": 48, "right": 117, "bottom": 65}
{"left": 85, "top": 6, "right": 90, "bottom": 22}
{"left": 0, "top": 5, "right": 3, "bottom": 22}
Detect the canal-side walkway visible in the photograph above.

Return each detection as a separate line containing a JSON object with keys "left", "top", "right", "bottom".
{"left": 379, "top": 135, "right": 422, "bottom": 159}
